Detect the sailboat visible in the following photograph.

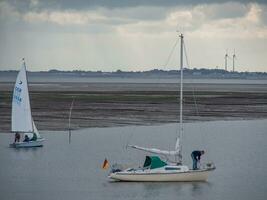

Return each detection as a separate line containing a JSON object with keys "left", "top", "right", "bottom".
{"left": 9, "top": 59, "right": 44, "bottom": 148}
{"left": 109, "top": 34, "right": 215, "bottom": 182}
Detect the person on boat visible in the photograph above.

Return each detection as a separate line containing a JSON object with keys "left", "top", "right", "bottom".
{"left": 191, "top": 150, "right": 205, "bottom": 170}
{"left": 31, "top": 133, "right": 37, "bottom": 141}
{"left": 23, "top": 135, "right": 30, "bottom": 142}
{"left": 14, "top": 132, "right": 20, "bottom": 143}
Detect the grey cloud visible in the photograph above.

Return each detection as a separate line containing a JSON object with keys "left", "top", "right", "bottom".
{"left": 6, "top": 0, "right": 267, "bottom": 12}
{"left": 3, "top": 0, "right": 267, "bottom": 27}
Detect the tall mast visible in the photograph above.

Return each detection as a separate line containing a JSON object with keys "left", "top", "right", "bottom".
{"left": 175, "top": 33, "right": 183, "bottom": 164}
{"left": 179, "top": 33, "right": 183, "bottom": 143}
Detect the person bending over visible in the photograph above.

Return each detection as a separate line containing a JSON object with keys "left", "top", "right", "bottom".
{"left": 191, "top": 150, "right": 205, "bottom": 170}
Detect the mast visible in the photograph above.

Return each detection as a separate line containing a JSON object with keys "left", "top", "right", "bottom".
{"left": 175, "top": 33, "right": 183, "bottom": 164}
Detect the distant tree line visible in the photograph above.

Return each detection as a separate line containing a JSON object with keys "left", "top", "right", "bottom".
{"left": 1, "top": 68, "right": 267, "bottom": 79}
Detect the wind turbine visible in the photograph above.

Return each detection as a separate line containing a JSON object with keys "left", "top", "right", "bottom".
{"left": 232, "top": 49, "right": 236, "bottom": 72}
{"left": 224, "top": 50, "right": 229, "bottom": 71}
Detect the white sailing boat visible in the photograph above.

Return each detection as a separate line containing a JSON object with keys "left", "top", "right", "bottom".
{"left": 9, "top": 59, "right": 44, "bottom": 148}
{"left": 109, "top": 34, "right": 215, "bottom": 182}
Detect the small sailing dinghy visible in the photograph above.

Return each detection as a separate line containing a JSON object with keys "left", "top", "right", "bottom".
{"left": 109, "top": 34, "right": 215, "bottom": 182}
{"left": 9, "top": 59, "right": 44, "bottom": 148}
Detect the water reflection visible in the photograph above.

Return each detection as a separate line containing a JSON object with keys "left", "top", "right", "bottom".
{"left": 109, "top": 181, "right": 212, "bottom": 199}
{"left": 142, "top": 181, "right": 212, "bottom": 198}
{"left": 190, "top": 182, "right": 212, "bottom": 197}
{"left": 11, "top": 146, "right": 41, "bottom": 160}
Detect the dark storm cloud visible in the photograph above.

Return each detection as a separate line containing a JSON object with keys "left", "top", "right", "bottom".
{"left": 7, "top": 0, "right": 267, "bottom": 12}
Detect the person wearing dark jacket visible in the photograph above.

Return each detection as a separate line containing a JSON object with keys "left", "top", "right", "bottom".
{"left": 23, "top": 135, "right": 30, "bottom": 142}
{"left": 14, "top": 132, "right": 20, "bottom": 143}
{"left": 191, "top": 150, "right": 205, "bottom": 170}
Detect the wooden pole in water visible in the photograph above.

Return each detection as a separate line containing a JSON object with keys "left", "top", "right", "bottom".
{"left": 68, "top": 98, "right": 75, "bottom": 144}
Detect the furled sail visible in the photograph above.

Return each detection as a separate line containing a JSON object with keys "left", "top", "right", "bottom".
{"left": 128, "top": 145, "right": 179, "bottom": 156}
{"left": 11, "top": 61, "right": 33, "bottom": 133}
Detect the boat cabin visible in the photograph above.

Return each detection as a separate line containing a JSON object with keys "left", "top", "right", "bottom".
{"left": 143, "top": 156, "right": 189, "bottom": 172}
{"left": 143, "top": 156, "right": 167, "bottom": 169}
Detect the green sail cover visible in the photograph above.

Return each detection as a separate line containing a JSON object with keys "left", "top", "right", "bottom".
{"left": 143, "top": 156, "right": 167, "bottom": 169}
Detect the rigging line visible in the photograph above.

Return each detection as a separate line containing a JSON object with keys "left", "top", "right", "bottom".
{"left": 163, "top": 37, "right": 180, "bottom": 68}
{"left": 160, "top": 36, "right": 181, "bottom": 152}
{"left": 154, "top": 36, "right": 180, "bottom": 106}
{"left": 161, "top": 36, "right": 180, "bottom": 153}
{"left": 156, "top": 36, "right": 180, "bottom": 87}
{"left": 125, "top": 37, "right": 180, "bottom": 154}
{"left": 183, "top": 39, "right": 210, "bottom": 160}
{"left": 183, "top": 41, "right": 200, "bottom": 117}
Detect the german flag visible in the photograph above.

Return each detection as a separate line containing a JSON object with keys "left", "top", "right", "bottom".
{"left": 102, "top": 158, "right": 109, "bottom": 170}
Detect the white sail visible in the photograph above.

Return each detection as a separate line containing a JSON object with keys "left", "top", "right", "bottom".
{"left": 33, "top": 121, "right": 41, "bottom": 139}
{"left": 11, "top": 61, "right": 33, "bottom": 133}
{"left": 23, "top": 119, "right": 41, "bottom": 140}
{"left": 128, "top": 145, "right": 179, "bottom": 156}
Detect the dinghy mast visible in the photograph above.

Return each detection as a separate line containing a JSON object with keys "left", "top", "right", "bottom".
{"left": 24, "top": 58, "right": 35, "bottom": 134}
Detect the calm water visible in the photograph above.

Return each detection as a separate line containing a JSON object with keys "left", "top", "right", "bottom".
{"left": 0, "top": 120, "right": 266, "bottom": 200}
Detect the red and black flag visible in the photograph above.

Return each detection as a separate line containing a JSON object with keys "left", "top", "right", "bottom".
{"left": 102, "top": 158, "right": 109, "bottom": 170}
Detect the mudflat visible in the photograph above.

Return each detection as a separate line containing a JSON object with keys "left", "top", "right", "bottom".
{"left": 1, "top": 81, "right": 267, "bottom": 131}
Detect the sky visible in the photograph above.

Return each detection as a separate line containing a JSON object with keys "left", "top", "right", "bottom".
{"left": 0, "top": 0, "right": 267, "bottom": 72}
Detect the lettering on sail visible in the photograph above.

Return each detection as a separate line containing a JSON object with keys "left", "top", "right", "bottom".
{"left": 13, "top": 85, "right": 22, "bottom": 105}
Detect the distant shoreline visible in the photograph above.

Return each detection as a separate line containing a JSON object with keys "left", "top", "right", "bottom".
{"left": 1, "top": 68, "right": 267, "bottom": 83}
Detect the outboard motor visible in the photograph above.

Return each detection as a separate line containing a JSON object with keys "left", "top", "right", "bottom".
{"left": 110, "top": 163, "right": 123, "bottom": 173}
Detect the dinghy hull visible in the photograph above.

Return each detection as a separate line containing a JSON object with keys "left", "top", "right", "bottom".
{"left": 9, "top": 138, "right": 44, "bottom": 148}
{"left": 109, "top": 168, "right": 214, "bottom": 182}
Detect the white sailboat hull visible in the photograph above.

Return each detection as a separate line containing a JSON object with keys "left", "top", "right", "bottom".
{"left": 109, "top": 168, "right": 214, "bottom": 182}
{"left": 9, "top": 138, "right": 44, "bottom": 148}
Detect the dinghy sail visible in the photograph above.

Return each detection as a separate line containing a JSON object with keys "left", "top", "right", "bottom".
{"left": 10, "top": 59, "right": 44, "bottom": 148}
{"left": 12, "top": 59, "right": 33, "bottom": 133}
